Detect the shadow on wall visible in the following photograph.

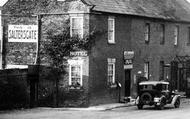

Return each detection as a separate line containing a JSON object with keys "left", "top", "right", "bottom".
{"left": 0, "top": 69, "right": 29, "bottom": 110}
{"left": 29, "top": 65, "right": 89, "bottom": 108}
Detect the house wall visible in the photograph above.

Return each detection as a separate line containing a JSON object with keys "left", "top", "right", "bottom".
{"left": 2, "top": 15, "right": 37, "bottom": 68}
{"left": 2, "top": 0, "right": 190, "bottom": 106}
{"left": 2, "top": 0, "right": 91, "bottom": 107}
{"left": 131, "top": 17, "right": 190, "bottom": 97}
{"left": 88, "top": 13, "right": 190, "bottom": 105}
{"left": 88, "top": 14, "right": 132, "bottom": 105}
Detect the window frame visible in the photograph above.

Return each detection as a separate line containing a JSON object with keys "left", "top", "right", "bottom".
{"left": 159, "top": 61, "right": 164, "bottom": 80}
{"left": 160, "top": 24, "right": 165, "bottom": 45}
{"left": 70, "top": 17, "right": 84, "bottom": 38}
{"left": 107, "top": 58, "right": 116, "bottom": 84}
{"left": 108, "top": 16, "right": 115, "bottom": 44}
{"left": 174, "top": 25, "right": 179, "bottom": 46}
{"left": 144, "top": 62, "right": 149, "bottom": 80}
{"left": 145, "top": 23, "right": 150, "bottom": 44}
{"left": 68, "top": 60, "right": 83, "bottom": 86}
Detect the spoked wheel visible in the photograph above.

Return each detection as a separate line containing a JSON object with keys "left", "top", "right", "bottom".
{"left": 174, "top": 98, "right": 180, "bottom": 108}
{"left": 137, "top": 104, "right": 143, "bottom": 109}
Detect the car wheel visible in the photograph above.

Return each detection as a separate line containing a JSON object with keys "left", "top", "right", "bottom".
{"left": 137, "top": 104, "right": 143, "bottom": 109}
{"left": 174, "top": 98, "right": 180, "bottom": 108}
{"left": 157, "top": 100, "right": 165, "bottom": 110}
{"left": 158, "top": 104, "right": 164, "bottom": 110}
{"left": 140, "top": 92, "right": 152, "bottom": 103}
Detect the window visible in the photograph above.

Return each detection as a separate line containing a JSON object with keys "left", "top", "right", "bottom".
{"left": 144, "top": 62, "right": 149, "bottom": 79}
{"left": 68, "top": 60, "right": 83, "bottom": 86}
{"left": 145, "top": 23, "right": 150, "bottom": 43}
{"left": 70, "top": 17, "right": 83, "bottom": 38}
{"left": 108, "top": 16, "right": 115, "bottom": 44}
{"left": 159, "top": 61, "right": 164, "bottom": 80}
{"left": 160, "top": 24, "right": 165, "bottom": 45}
{"left": 174, "top": 25, "right": 179, "bottom": 46}
{"left": 107, "top": 58, "right": 116, "bottom": 84}
{"left": 188, "top": 27, "right": 190, "bottom": 44}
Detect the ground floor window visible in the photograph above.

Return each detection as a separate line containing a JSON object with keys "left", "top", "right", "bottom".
{"left": 107, "top": 58, "right": 116, "bottom": 84}
{"left": 68, "top": 60, "right": 83, "bottom": 86}
{"left": 159, "top": 61, "right": 164, "bottom": 80}
{"left": 144, "top": 62, "right": 149, "bottom": 79}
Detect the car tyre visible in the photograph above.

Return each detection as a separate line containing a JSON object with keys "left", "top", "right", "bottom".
{"left": 137, "top": 104, "right": 143, "bottom": 109}
{"left": 157, "top": 99, "right": 165, "bottom": 110}
{"left": 174, "top": 98, "right": 180, "bottom": 108}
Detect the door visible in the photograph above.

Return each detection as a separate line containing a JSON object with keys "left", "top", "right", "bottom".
{"left": 125, "top": 69, "right": 131, "bottom": 97}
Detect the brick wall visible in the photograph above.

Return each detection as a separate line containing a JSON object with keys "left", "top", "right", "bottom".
{"left": 2, "top": 0, "right": 91, "bottom": 107}
{"left": 88, "top": 14, "right": 132, "bottom": 105}
{"left": 3, "top": 16, "right": 37, "bottom": 67}
{"left": 131, "top": 17, "right": 190, "bottom": 97}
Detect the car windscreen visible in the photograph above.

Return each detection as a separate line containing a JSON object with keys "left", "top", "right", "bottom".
{"left": 140, "top": 85, "right": 154, "bottom": 90}
{"left": 140, "top": 84, "right": 168, "bottom": 91}
{"left": 155, "top": 84, "right": 168, "bottom": 91}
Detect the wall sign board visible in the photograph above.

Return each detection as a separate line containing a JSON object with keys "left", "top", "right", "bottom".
{"left": 70, "top": 51, "right": 88, "bottom": 57}
{"left": 8, "top": 25, "right": 38, "bottom": 42}
{"left": 124, "top": 51, "right": 134, "bottom": 69}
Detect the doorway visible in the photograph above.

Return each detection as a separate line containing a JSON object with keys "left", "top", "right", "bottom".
{"left": 125, "top": 69, "right": 131, "bottom": 97}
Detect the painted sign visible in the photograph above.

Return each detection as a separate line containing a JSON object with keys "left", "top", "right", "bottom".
{"left": 8, "top": 25, "right": 38, "bottom": 42}
{"left": 124, "top": 51, "right": 134, "bottom": 60}
{"left": 70, "top": 51, "right": 88, "bottom": 57}
{"left": 124, "top": 51, "right": 134, "bottom": 69}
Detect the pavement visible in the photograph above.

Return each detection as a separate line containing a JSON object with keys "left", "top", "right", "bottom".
{"left": 35, "top": 102, "right": 134, "bottom": 111}
{"left": 34, "top": 97, "right": 190, "bottom": 111}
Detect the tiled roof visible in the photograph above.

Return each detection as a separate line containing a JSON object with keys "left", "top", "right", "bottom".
{"left": 83, "top": 0, "right": 190, "bottom": 22}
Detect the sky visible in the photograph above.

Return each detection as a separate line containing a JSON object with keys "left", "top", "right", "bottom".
{"left": 0, "top": 0, "right": 8, "bottom": 6}
{"left": 0, "top": 0, "right": 190, "bottom": 6}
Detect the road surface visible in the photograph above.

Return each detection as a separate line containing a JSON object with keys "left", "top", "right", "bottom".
{"left": 0, "top": 102, "right": 190, "bottom": 119}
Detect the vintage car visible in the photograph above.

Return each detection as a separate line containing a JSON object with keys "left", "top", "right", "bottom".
{"left": 136, "top": 81, "right": 180, "bottom": 110}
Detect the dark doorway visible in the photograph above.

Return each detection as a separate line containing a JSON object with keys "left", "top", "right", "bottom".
{"left": 125, "top": 69, "right": 131, "bottom": 97}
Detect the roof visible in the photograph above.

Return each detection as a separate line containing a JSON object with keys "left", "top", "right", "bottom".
{"left": 83, "top": 0, "right": 190, "bottom": 22}
{"left": 139, "top": 81, "right": 169, "bottom": 85}
{"left": 3, "top": 0, "right": 190, "bottom": 22}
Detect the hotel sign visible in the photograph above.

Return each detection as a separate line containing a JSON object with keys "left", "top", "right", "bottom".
{"left": 70, "top": 51, "right": 88, "bottom": 57}
{"left": 8, "top": 25, "right": 38, "bottom": 42}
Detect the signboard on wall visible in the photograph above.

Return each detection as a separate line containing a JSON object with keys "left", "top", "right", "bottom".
{"left": 124, "top": 51, "right": 134, "bottom": 69}
{"left": 70, "top": 51, "right": 88, "bottom": 57}
{"left": 124, "top": 51, "right": 134, "bottom": 60}
{"left": 8, "top": 25, "right": 38, "bottom": 42}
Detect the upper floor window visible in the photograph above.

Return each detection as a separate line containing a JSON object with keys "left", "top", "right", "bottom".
{"left": 174, "top": 25, "right": 179, "bottom": 46}
{"left": 160, "top": 24, "right": 165, "bottom": 45}
{"left": 70, "top": 17, "right": 83, "bottom": 38}
{"left": 108, "top": 16, "right": 115, "bottom": 44}
{"left": 107, "top": 58, "right": 116, "bottom": 84}
{"left": 144, "top": 62, "right": 149, "bottom": 80}
{"left": 145, "top": 23, "right": 150, "bottom": 44}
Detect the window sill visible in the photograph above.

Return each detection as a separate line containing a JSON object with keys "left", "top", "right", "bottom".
{"left": 108, "top": 42, "right": 116, "bottom": 45}
{"left": 69, "top": 85, "right": 83, "bottom": 90}
{"left": 108, "top": 83, "right": 117, "bottom": 88}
